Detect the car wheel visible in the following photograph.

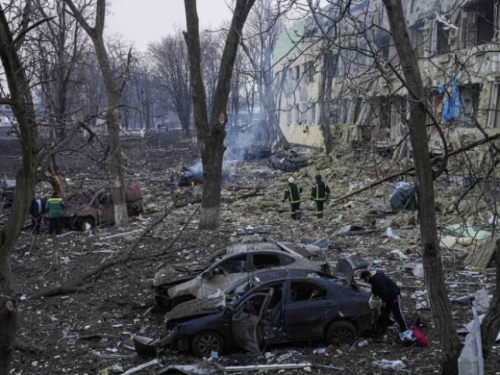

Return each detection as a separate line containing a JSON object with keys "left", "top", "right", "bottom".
{"left": 192, "top": 331, "right": 225, "bottom": 357}
{"left": 79, "top": 216, "right": 95, "bottom": 231}
{"left": 326, "top": 320, "right": 357, "bottom": 345}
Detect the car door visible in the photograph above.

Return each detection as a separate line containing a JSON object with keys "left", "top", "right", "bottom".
{"left": 231, "top": 288, "right": 274, "bottom": 354}
{"left": 199, "top": 254, "right": 250, "bottom": 298}
{"left": 284, "top": 280, "right": 332, "bottom": 340}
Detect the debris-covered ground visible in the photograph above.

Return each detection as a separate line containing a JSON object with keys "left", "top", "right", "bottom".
{"left": 2, "top": 138, "right": 499, "bottom": 375}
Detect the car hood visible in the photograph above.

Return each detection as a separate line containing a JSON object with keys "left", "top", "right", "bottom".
{"left": 153, "top": 266, "right": 202, "bottom": 287}
{"left": 165, "top": 293, "right": 226, "bottom": 323}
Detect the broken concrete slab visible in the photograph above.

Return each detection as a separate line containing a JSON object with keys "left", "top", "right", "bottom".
{"left": 464, "top": 238, "right": 498, "bottom": 269}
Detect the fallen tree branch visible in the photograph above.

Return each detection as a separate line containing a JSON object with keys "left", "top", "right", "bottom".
{"left": 332, "top": 132, "right": 500, "bottom": 205}
{"left": 30, "top": 200, "right": 181, "bottom": 299}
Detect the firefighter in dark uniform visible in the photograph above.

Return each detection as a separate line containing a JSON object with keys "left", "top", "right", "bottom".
{"left": 311, "top": 174, "right": 330, "bottom": 219}
{"left": 282, "top": 177, "right": 302, "bottom": 220}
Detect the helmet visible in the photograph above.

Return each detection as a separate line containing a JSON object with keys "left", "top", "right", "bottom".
{"left": 315, "top": 174, "right": 322, "bottom": 180}
{"left": 288, "top": 177, "right": 295, "bottom": 183}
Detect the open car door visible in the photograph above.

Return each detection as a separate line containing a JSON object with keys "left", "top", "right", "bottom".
{"left": 231, "top": 288, "right": 274, "bottom": 354}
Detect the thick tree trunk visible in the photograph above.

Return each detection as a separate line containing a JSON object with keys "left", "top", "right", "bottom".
{"left": 0, "top": 5, "right": 38, "bottom": 373}
{"left": 481, "top": 239, "right": 500, "bottom": 358}
{"left": 184, "top": 0, "right": 255, "bottom": 230}
{"left": 199, "top": 129, "right": 225, "bottom": 229}
{"left": 381, "top": 1, "right": 462, "bottom": 374}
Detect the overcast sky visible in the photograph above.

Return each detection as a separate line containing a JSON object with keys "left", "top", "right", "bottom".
{"left": 106, "top": 0, "right": 233, "bottom": 51}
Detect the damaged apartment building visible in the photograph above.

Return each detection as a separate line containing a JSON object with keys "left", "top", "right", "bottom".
{"left": 273, "top": 0, "right": 500, "bottom": 154}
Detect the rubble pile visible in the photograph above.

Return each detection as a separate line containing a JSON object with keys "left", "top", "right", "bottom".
{"left": 2, "top": 140, "right": 499, "bottom": 375}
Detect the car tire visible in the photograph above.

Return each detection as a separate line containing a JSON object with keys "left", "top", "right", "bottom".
{"left": 326, "top": 320, "right": 357, "bottom": 345}
{"left": 79, "top": 216, "right": 95, "bottom": 231}
{"left": 192, "top": 331, "right": 225, "bottom": 357}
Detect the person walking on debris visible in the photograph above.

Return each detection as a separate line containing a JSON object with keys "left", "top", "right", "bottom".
{"left": 311, "top": 174, "right": 330, "bottom": 219}
{"left": 282, "top": 177, "right": 302, "bottom": 220}
{"left": 46, "top": 193, "right": 63, "bottom": 236}
{"left": 30, "top": 192, "right": 46, "bottom": 234}
{"left": 361, "top": 270, "right": 408, "bottom": 332}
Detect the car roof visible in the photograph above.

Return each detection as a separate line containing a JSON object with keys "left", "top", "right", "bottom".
{"left": 232, "top": 276, "right": 365, "bottom": 306}
{"left": 221, "top": 249, "right": 301, "bottom": 258}
{"left": 223, "top": 269, "right": 333, "bottom": 293}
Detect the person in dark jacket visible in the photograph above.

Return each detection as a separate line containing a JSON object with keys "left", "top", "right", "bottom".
{"left": 282, "top": 177, "right": 302, "bottom": 220}
{"left": 29, "top": 192, "right": 46, "bottom": 234}
{"left": 311, "top": 174, "right": 330, "bottom": 219}
{"left": 361, "top": 270, "right": 408, "bottom": 332}
{"left": 46, "top": 193, "right": 63, "bottom": 236}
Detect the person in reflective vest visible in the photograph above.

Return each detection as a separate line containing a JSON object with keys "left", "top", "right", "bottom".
{"left": 282, "top": 177, "right": 302, "bottom": 220}
{"left": 46, "top": 193, "right": 63, "bottom": 236}
{"left": 311, "top": 174, "right": 330, "bottom": 219}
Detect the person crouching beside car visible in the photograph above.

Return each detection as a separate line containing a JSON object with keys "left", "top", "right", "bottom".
{"left": 361, "top": 270, "right": 408, "bottom": 332}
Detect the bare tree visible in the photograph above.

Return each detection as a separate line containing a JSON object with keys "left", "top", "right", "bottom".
{"left": 183, "top": 0, "right": 256, "bottom": 229}
{"left": 0, "top": 2, "right": 80, "bottom": 373}
{"left": 241, "top": 0, "right": 289, "bottom": 147}
{"left": 32, "top": 0, "right": 90, "bottom": 170}
{"left": 150, "top": 32, "right": 192, "bottom": 137}
{"left": 381, "top": 1, "right": 461, "bottom": 372}
{"left": 64, "top": 0, "right": 130, "bottom": 226}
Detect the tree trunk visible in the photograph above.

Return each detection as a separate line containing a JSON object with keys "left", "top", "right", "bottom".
{"left": 0, "top": 5, "right": 38, "bottom": 373}
{"left": 94, "top": 37, "right": 128, "bottom": 226}
{"left": 481, "top": 239, "right": 500, "bottom": 358}
{"left": 381, "top": 1, "right": 462, "bottom": 374}
{"left": 184, "top": 0, "right": 255, "bottom": 230}
{"left": 199, "top": 129, "right": 225, "bottom": 229}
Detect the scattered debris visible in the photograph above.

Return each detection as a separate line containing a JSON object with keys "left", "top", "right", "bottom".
{"left": 372, "top": 359, "right": 406, "bottom": 370}
{"left": 458, "top": 307, "right": 484, "bottom": 375}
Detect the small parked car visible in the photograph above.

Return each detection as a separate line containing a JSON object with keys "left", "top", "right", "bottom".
{"left": 61, "top": 184, "right": 144, "bottom": 230}
{"left": 153, "top": 246, "right": 330, "bottom": 310}
{"left": 167, "top": 276, "right": 378, "bottom": 357}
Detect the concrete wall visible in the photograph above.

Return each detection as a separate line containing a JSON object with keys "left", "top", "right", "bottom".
{"left": 273, "top": 0, "right": 500, "bottom": 149}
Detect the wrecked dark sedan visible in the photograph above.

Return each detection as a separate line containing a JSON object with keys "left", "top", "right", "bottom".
{"left": 167, "top": 277, "right": 377, "bottom": 357}
{"left": 153, "top": 246, "right": 330, "bottom": 310}
{"left": 163, "top": 269, "right": 335, "bottom": 323}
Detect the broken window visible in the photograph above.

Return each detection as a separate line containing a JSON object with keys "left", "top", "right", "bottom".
{"left": 410, "top": 22, "right": 426, "bottom": 57}
{"left": 488, "top": 83, "right": 500, "bottom": 127}
{"left": 294, "top": 65, "right": 300, "bottom": 80}
{"left": 459, "top": 84, "right": 481, "bottom": 127}
{"left": 216, "top": 254, "right": 248, "bottom": 274}
{"left": 307, "top": 61, "right": 315, "bottom": 83}
{"left": 376, "top": 33, "right": 391, "bottom": 60}
{"left": 341, "top": 98, "right": 349, "bottom": 123}
{"left": 462, "top": 1, "right": 496, "bottom": 48}
{"left": 435, "top": 20, "right": 450, "bottom": 55}
{"left": 251, "top": 253, "right": 282, "bottom": 270}
{"left": 353, "top": 97, "right": 363, "bottom": 123}
{"left": 290, "top": 281, "right": 327, "bottom": 302}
